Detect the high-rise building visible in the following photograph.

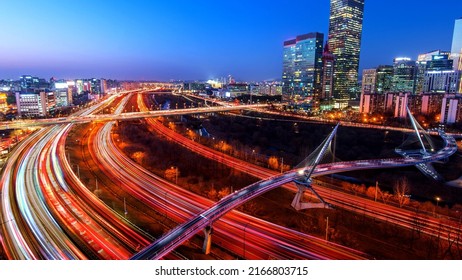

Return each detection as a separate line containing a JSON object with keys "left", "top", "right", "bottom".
{"left": 421, "top": 93, "right": 444, "bottom": 115}
{"left": 328, "top": 0, "right": 365, "bottom": 100}
{"left": 282, "top": 32, "right": 324, "bottom": 111}
{"left": 451, "top": 18, "right": 462, "bottom": 71}
{"left": 441, "top": 94, "right": 462, "bottom": 123}
{"left": 321, "top": 43, "right": 335, "bottom": 100}
{"left": 100, "top": 79, "right": 108, "bottom": 94}
{"left": 359, "top": 93, "right": 385, "bottom": 114}
{"left": 375, "top": 65, "right": 393, "bottom": 94}
{"left": 424, "top": 70, "right": 461, "bottom": 93}
{"left": 392, "top": 57, "right": 417, "bottom": 94}
{"left": 415, "top": 50, "right": 452, "bottom": 93}
{"left": 361, "top": 68, "right": 376, "bottom": 95}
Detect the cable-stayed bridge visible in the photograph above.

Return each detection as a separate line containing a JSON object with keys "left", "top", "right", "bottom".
{"left": 131, "top": 113, "right": 458, "bottom": 259}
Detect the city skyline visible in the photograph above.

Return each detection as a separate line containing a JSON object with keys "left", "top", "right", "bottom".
{"left": 0, "top": 0, "right": 461, "bottom": 81}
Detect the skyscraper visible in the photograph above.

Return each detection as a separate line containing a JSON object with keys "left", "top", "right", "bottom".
{"left": 321, "top": 43, "right": 335, "bottom": 101}
{"left": 451, "top": 18, "right": 462, "bottom": 70}
{"left": 328, "top": 0, "right": 365, "bottom": 100}
{"left": 282, "top": 32, "right": 324, "bottom": 111}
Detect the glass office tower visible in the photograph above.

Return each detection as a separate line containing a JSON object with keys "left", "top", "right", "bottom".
{"left": 451, "top": 18, "right": 462, "bottom": 70}
{"left": 282, "top": 32, "right": 324, "bottom": 111}
{"left": 328, "top": 0, "right": 365, "bottom": 100}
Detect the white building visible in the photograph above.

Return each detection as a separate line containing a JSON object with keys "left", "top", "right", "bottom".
{"left": 15, "top": 91, "right": 48, "bottom": 117}
{"left": 440, "top": 94, "right": 462, "bottom": 124}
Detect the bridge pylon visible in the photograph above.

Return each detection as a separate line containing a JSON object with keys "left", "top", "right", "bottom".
{"left": 291, "top": 177, "right": 331, "bottom": 210}
{"left": 291, "top": 124, "right": 339, "bottom": 211}
{"left": 395, "top": 107, "right": 444, "bottom": 181}
{"left": 202, "top": 225, "right": 213, "bottom": 255}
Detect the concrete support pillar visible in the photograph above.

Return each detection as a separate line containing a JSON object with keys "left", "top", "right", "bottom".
{"left": 202, "top": 225, "right": 213, "bottom": 255}
{"left": 291, "top": 182, "right": 330, "bottom": 211}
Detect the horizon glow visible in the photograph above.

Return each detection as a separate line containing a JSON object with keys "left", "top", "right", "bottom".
{"left": 0, "top": 0, "right": 461, "bottom": 81}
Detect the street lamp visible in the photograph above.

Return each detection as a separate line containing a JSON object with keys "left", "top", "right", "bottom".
{"left": 171, "top": 166, "right": 178, "bottom": 184}
{"left": 436, "top": 197, "right": 440, "bottom": 208}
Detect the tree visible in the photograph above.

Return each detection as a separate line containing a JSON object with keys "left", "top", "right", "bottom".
{"left": 394, "top": 177, "right": 410, "bottom": 208}
{"left": 268, "top": 156, "right": 279, "bottom": 170}
{"left": 132, "top": 151, "right": 145, "bottom": 165}
{"left": 164, "top": 166, "right": 180, "bottom": 183}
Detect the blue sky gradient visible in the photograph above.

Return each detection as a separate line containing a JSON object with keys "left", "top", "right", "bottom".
{"left": 0, "top": 0, "right": 461, "bottom": 81}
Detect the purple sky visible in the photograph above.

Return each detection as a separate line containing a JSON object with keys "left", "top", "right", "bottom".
{"left": 0, "top": 0, "right": 461, "bottom": 81}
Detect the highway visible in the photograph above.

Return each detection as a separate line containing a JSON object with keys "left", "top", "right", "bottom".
{"left": 0, "top": 103, "right": 269, "bottom": 130}
{"left": 82, "top": 95, "right": 369, "bottom": 260}
{"left": 0, "top": 92, "right": 152, "bottom": 259}
{"left": 0, "top": 89, "right": 459, "bottom": 259}
{"left": 131, "top": 93, "right": 459, "bottom": 259}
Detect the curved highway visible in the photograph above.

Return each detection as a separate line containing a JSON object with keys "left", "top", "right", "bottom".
{"left": 85, "top": 99, "right": 369, "bottom": 260}
{"left": 131, "top": 93, "right": 457, "bottom": 259}
{"left": 0, "top": 92, "right": 152, "bottom": 259}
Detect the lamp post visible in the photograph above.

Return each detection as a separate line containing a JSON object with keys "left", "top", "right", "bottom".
{"left": 171, "top": 166, "right": 178, "bottom": 184}
{"left": 434, "top": 197, "right": 441, "bottom": 216}
{"left": 280, "top": 157, "right": 284, "bottom": 174}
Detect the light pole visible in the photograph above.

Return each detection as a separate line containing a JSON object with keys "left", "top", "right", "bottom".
{"left": 280, "top": 157, "right": 284, "bottom": 174}
{"left": 171, "top": 166, "right": 178, "bottom": 184}
{"left": 434, "top": 197, "right": 441, "bottom": 217}
{"left": 375, "top": 181, "right": 378, "bottom": 202}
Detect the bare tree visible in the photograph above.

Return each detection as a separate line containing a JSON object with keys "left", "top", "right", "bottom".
{"left": 268, "top": 156, "right": 279, "bottom": 170}
{"left": 394, "top": 177, "right": 410, "bottom": 208}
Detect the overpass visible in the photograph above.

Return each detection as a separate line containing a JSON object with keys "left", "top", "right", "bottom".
{"left": 130, "top": 122, "right": 457, "bottom": 259}
{"left": 0, "top": 103, "right": 270, "bottom": 130}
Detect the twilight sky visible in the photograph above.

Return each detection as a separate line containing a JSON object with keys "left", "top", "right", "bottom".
{"left": 0, "top": 0, "right": 461, "bottom": 81}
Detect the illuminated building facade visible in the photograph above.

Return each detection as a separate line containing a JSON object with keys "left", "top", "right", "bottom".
{"left": 328, "top": 0, "right": 365, "bottom": 100}
{"left": 52, "top": 80, "right": 72, "bottom": 107}
{"left": 392, "top": 57, "right": 417, "bottom": 94}
{"left": 451, "top": 18, "right": 462, "bottom": 70}
{"left": 0, "top": 93, "right": 8, "bottom": 112}
{"left": 321, "top": 43, "right": 335, "bottom": 101}
{"left": 359, "top": 93, "right": 384, "bottom": 114}
{"left": 282, "top": 32, "right": 324, "bottom": 111}
{"left": 441, "top": 94, "right": 462, "bottom": 123}
{"left": 424, "top": 70, "right": 461, "bottom": 93}
{"left": 361, "top": 68, "right": 376, "bottom": 95}
{"left": 15, "top": 91, "right": 48, "bottom": 117}
{"left": 375, "top": 65, "right": 393, "bottom": 94}
{"left": 421, "top": 93, "right": 444, "bottom": 115}
{"left": 415, "top": 50, "right": 452, "bottom": 93}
